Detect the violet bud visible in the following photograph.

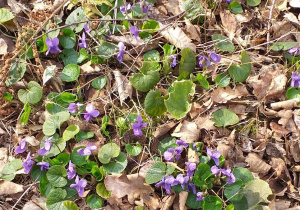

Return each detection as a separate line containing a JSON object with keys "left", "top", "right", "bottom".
{"left": 198, "top": 56, "right": 210, "bottom": 68}
{"left": 117, "top": 42, "right": 126, "bottom": 63}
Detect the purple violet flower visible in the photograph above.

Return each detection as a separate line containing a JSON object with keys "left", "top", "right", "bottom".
{"left": 84, "top": 24, "right": 91, "bottom": 33}
{"left": 206, "top": 148, "right": 221, "bottom": 166}
{"left": 176, "top": 140, "right": 189, "bottom": 148}
{"left": 288, "top": 47, "right": 300, "bottom": 56}
{"left": 196, "top": 192, "right": 205, "bottom": 201}
{"left": 163, "top": 147, "right": 183, "bottom": 162}
{"left": 208, "top": 51, "right": 221, "bottom": 63}
{"left": 120, "top": 3, "right": 134, "bottom": 14}
{"left": 83, "top": 103, "right": 100, "bottom": 122}
{"left": 22, "top": 152, "right": 34, "bottom": 173}
{"left": 198, "top": 56, "right": 211, "bottom": 68}
{"left": 132, "top": 115, "right": 147, "bottom": 137}
{"left": 78, "top": 32, "right": 88, "bottom": 49}
{"left": 221, "top": 168, "right": 236, "bottom": 184}
{"left": 45, "top": 37, "right": 61, "bottom": 56}
{"left": 36, "top": 162, "right": 50, "bottom": 171}
{"left": 140, "top": 1, "right": 150, "bottom": 13}
{"left": 15, "top": 138, "right": 28, "bottom": 154}
{"left": 187, "top": 183, "right": 196, "bottom": 194}
{"left": 211, "top": 166, "right": 235, "bottom": 184}
{"left": 67, "top": 160, "right": 76, "bottom": 180}
{"left": 38, "top": 136, "right": 53, "bottom": 156}
{"left": 77, "top": 143, "right": 97, "bottom": 156}
{"left": 70, "top": 175, "right": 87, "bottom": 197}
{"left": 155, "top": 175, "right": 177, "bottom": 194}
{"left": 175, "top": 174, "right": 189, "bottom": 189}
{"left": 185, "top": 162, "right": 197, "bottom": 177}
{"left": 117, "top": 42, "right": 126, "bottom": 63}
{"left": 130, "top": 26, "right": 139, "bottom": 42}
{"left": 291, "top": 72, "right": 300, "bottom": 88}
{"left": 68, "top": 102, "right": 83, "bottom": 114}
{"left": 211, "top": 165, "right": 221, "bottom": 175}
{"left": 170, "top": 55, "right": 177, "bottom": 68}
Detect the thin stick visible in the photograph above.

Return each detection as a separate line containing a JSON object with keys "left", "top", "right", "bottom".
{"left": 266, "top": 0, "right": 276, "bottom": 51}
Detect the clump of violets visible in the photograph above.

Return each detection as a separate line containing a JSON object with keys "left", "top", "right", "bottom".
{"left": 130, "top": 26, "right": 139, "bottom": 42}
{"left": 15, "top": 137, "right": 28, "bottom": 154}
{"left": 117, "top": 42, "right": 126, "bottom": 63}
{"left": 120, "top": 3, "right": 134, "bottom": 13}
{"left": 163, "top": 140, "right": 188, "bottom": 162}
{"left": 288, "top": 47, "right": 300, "bottom": 56}
{"left": 68, "top": 102, "right": 83, "bottom": 114}
{"left": 45, "top": 37, "right": 61, "bottom": 56}
{"left": 70, "top": 175, "right": 87, "bottom": 197}
{"left": 38, "top": 136, "right": 53, "bottom": 156}
{"left": 132, "top": 114, "right": 147, "bottom": 136}
{"left": 22, "top": 152, "right": 34, "bottom": 173}
{"left": 77, "top": 143, "right": 97, "bottom": 156}
{"left": 36, "top": 162, "right": 50, "bottom": 171}
{"left": 67, "top": 161, "right": 76, "bottom": 180}
{"left": 78, "top": 32, "right": 88, "bottom": 49}
{"left": 82, "top": 103, "right": 100, "bottom": 122}
{"left": 291, "top": 72, "right": 300, "bottom": 88}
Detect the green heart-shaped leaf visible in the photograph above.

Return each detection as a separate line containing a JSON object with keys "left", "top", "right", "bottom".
{"left": 18, "top": 81, "right": 42, "bottom": 104}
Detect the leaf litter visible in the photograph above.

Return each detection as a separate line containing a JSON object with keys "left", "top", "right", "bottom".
{"left": 1, "top": 0, "right": 300, "bottom": 209}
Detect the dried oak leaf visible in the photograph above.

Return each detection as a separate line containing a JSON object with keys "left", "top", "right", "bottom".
{"left": 248, "top": 64, "right": 287, "bottom": 100}
{"left": 0, "top": 147, "right": 8, "bottom": 171}
{"left": 245, "top": 153, "right": 271, "bottom": 175}
{"left": 171, "top": 121, "right": 200, "bottom": 143}
{"left": 270, "top": 122, "right": 290, "bottom": 135}
{"left": 289, "top": 140, "right": 300, "bottom": 162}
{"left": 0, "top": 180, "right": 23, "bottom": 195}
{"left": 160, "top": 192, "right": 176, "bottom": 210}
{"left": 104, "top": 174, "right": 160, "bottom": 209}
{"left": 195, "top": 114, "right": 215, "bottom": 131}
{"left": 270, "top": 157, "right": 291, "bottom": 181}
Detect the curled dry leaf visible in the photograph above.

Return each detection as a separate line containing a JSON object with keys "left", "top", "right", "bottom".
{"left": 178, "top": 191, "right": 188, "bottom": 210}
{"left": 0, "top": 38, "right": 8, "bottom": 55}
{"left": 270, "top": 98, "right": 299, "bottom": 110}
{"left": 104, "top": 174, "right": 160, "bottom": 209}
{"left": 188, "top": 148, "right": 199, "bottom": 163}
{"left": 159, "top": 24, "right": 196, "bottom": 52}
{"left": 171, "top": 121, "right": 200, "bottom": 143}
{"left": 268, "top": 178, "right": 287, "bottom": 196}
{"left": 248, "top": 64, "right": 287, "bottom": 100}
{"left": 245, "top": 153, "right": 271, "bottom": 175}
{"left": 0, "top": 180, "right": 24, "bottom": 195}
{"left": 153, "top": 121, "right": 177, "bottom": 139}
{"left": 112, "top": 70, "right": 132, "bottom": 104}
{"left": 266, "top": 142, "right": 286, "bottom": 158}
{"left": 289, "top": 140, "right": 300, "bottom": 162}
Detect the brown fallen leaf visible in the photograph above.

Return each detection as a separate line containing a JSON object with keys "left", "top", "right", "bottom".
{"left": 159, "top": 24, "right": 196, "bottom": 52}
{"left": 160, "top": 193, "right": 176, "bottom": 210}
{"left": 171, "top": 121, "right": 200, "bottom": 143}
{"left": 277, "top": 110, "right": 293, "bottom": 128}
{"left": 270, "top": 122, "right": 290, "bottom": 135}
{"left": 112, "top": 70, "right": 132, "bottom": 104}
{"left": 245, "top": 153, "right": 271, "bottom": 175}
{"left": 293, "top": 109, "right": 300, "bottom": 130}
{"left": 270, "top": 98, "right": 299, "bottom": 110}
{"left": 178, "top": 191, "right": 188, "bottom": 210}
{"left": 0, "top": 180, "right": 23, "bottom": 195}
{"left": 0, "top": 38, "right": 8, "bottom": 55}
{"left": 248, "top": 64, "right": 287, "bottom": 100}
{"left": 104, "top": 174, "right": 160, "bottom": 209}
{"left": 220, "top": 10, "right": 237, "bottom": 40}
{"left": 268, "top": 178, "right": 287, "bottom": 196}
{"left": 289, "top": 140, "right": 300, "bottom": 162}
{"left": 212, "top": 85, "right": 249, "bottom": 104}
{"left": 270, "top": 157, "right": 291, "bottom": 181}
{"left": 23, "top": 196, "right": 47, "bottom": 210}
{"left": 266, "top": 142, "right": 286, "bottom": 159}
{"left": 195, "top": 114, "right": 215, "bottom": 131}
